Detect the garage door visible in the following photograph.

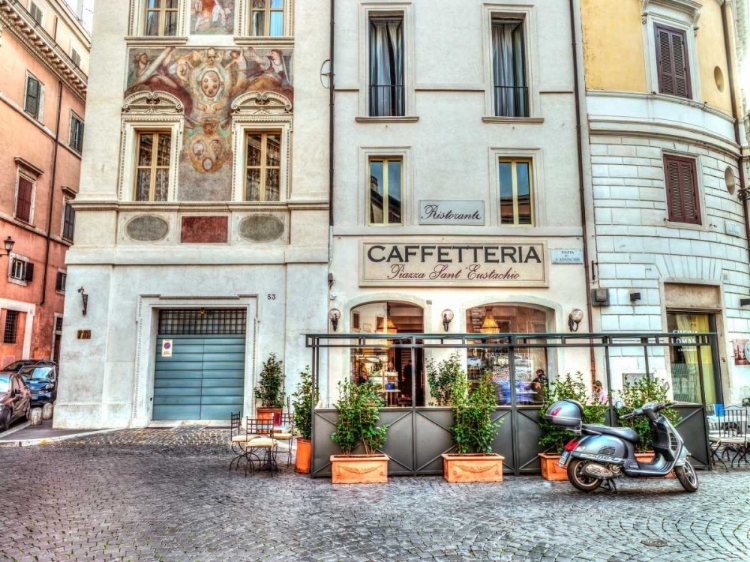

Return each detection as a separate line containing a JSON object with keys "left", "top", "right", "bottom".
{"left": 153, "top": 309, "right": 246, "bottom": 421}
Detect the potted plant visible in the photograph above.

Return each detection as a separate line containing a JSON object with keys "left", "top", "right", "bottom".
{"left": 292, "top": 366, "right": 317, "bottom": 474}
{"left": 442, "top": 370, "right": 505, "bottom": 483}
{"left": 617, "top": 376, "right": 680, "bottom": 477}
{"left": 538, "top": 372, "right": 609, "bottom": 481}
{"left": 255, "top": 353, "right": 285, "bottom": 420}
{"left": 329, "top": 380, "right": 390, "bottom": 484}
{"left": 426, "top": 353, "right": 463, "bottom": 406}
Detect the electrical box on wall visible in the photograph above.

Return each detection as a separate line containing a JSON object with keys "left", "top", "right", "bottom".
{"left": 591, "top": 288, "right": 610, "bottom": 307}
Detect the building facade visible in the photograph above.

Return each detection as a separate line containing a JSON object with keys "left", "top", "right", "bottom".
{"left": 0, "top": 0, "right": 89, "bottom": 366}
{"left": 54, "top": 0, "right": 330, "bottom": 428}
{"left": 581, "top": 0, "right": 750, "bottom": 404}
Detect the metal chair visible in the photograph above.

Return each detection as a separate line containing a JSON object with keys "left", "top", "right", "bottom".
{"left": 242, "top": 418, "right": 279, "bottom": 476}
{"left": 228, "top": 411, "right": 245, "bottom": 471}
{"left": 708, "top": 407, "right": 747, "bottom": 471}
{"left": 274, "top": 412, "right": 295, "bottom": 466}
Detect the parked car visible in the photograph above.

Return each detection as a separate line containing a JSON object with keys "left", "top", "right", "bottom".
{"left": 2, "top": 359, "right": 56, "bottom": 373}
{"left": 19, "top": 365, "right": 58, "bottom": 407}
{"left": 0, "top": 373, "right": 31, "bottom": 431}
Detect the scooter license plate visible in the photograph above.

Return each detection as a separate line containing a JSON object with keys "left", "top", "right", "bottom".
{"left": 558, "top": 451, "right": 570, "bottom": 467}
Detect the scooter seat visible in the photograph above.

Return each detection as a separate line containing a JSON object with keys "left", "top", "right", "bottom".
{"left": 582, "top": 424, "right": 639, "bottom": 443}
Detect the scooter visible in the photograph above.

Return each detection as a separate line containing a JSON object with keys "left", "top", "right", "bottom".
{"left": 546, "top": 399, "right": 699, "bottom": 493}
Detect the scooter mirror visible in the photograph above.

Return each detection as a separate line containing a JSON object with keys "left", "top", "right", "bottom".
{"left": 614, "top": 400, "right": 624, "bottom": 409}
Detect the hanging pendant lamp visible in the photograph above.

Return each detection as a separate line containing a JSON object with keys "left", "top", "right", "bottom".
{"left": 479, "top": 307, "right": 499, "bottom": 334}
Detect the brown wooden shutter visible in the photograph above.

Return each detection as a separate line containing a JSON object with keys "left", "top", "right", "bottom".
{"left": 655, "top": 25, "right": 691, "bottom": 99}
{"left": 664, "top": 155, "right": 700, "bottom": 225}
{"left": 16, "top": 177, "right": 33, "bottom": 222}
{"left": 25, "top": 262, "right": 35, "bottom": 283}
{"left": 24, "top": 77, "right": 40, "bottom": 117}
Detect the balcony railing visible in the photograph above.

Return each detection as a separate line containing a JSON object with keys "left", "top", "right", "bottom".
{"left": 494, "top": 85, "right": 529, "bottom": 118}
{"left": 369, "top": 84, "right": 405, "bottom": 117}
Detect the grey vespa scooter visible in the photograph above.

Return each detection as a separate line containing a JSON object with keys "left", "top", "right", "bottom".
{"left": 546, "top": 399, "right": 699, "bottom": 493}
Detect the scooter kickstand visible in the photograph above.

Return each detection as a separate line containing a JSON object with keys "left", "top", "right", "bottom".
{"left": 603, "top": 479, "right": 618, "bottom": 493}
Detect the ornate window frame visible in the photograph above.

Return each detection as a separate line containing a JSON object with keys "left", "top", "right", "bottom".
{"left": 119, "top": 92, "right": 184, "bottom": 202}
{"left": 231, "top": 91, "right": 293, "bottom": 202}
{"left": 128, "top": 0, "right": 187, "bottom": 39}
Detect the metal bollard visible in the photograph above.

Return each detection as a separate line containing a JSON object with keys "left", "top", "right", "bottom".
{"left": 30, "top": 408, "right": 43, "bottom": 426}
{"left": 42, "top": 403, "right": 53, "bottom": 420}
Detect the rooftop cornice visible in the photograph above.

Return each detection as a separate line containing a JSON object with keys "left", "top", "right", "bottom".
{"left": 0, "top": 0, "right": 87, "bottom": 101}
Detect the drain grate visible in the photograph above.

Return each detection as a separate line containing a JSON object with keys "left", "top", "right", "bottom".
{"left": 641, "top": 539, "right": 668, "bottom": 547}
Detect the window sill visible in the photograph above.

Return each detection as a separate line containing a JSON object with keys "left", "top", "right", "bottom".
{"left": 125, "top": 36, "right": 189, "bottom": 46}
{"left": 482, "top": 117, "right": 544, "bottom": 124}
{"left": 234, "top": 36, "right": 294, "bottom": 46}
{"left": 663, "top": 219, "right": 705, "bottom": 232}
{"left": 355, "top": 116, "right": 419, "bottom": 124}
{"left": 8, "top": 277, "right": 28, "bottom": 287}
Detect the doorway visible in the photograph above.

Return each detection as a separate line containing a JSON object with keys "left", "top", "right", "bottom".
{"left": 667, "top": 311, "right": 722, "bottom": 405}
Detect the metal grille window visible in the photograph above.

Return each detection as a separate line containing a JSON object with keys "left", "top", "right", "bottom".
{"left": 158, "top": 309, "right": 247, "bottom": 335}
{"left": 16, "top": 176, "right": 34, "bottom": 223}
{"left": 3, "top": 311, "right": 19, "bottom": 344}
{"left": 63, "top": 200, "right": 76, "bottom": 241}
{"left": 24, "top": 75, "right": 42, "bottom": 120}
{"left": 368, "top": 157, "right": 402, "bottom": 225}
{"left": 135, "top": 132, "right": 171, "bottom": 201}
{"left": 69, "top": 114, "right": 84, "bottom": 153}
{"left": 251, "top": 0, "right": 284, "bottom": 36}
{"left": 145, "top": 0, "right": 178, "bottom": 36}
{"left": 246, "top": 132, "right": 281, "bottom": 202}
{"left": 55, "top": 316, "right": 64, "bottom": 332}
{"left": 492, "top": 18, "right": 528, "bottom": 117}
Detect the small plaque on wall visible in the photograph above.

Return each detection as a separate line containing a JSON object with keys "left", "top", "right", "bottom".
{"left": 77, "top": 330, "right": 91, "bottom": 340}
{"left": 181, "top": 216, "right": 228, "bottom": 243}
{"left": 551, "top": 249, "right": 584, "bottom": 264}
{"left": 419, "top": 201, "right": 485, "bottom": 225}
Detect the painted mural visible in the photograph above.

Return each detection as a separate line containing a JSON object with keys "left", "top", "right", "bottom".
{"left": 192, "top": 0, "right": 235, "bottom": 35}
{"left": 125, "top": 47, "right": 293, "bottom": 200}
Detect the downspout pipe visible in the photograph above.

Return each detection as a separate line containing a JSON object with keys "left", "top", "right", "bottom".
{"left": 40, "top": 80, "right": 63, "bottom": 307}
{"left": 328, "top": 0, "right": 335, "bottom": 227}
{"left": 721, "top": 4, "right": 750, "bottom": 262}
{"left": 568, "top": 0, "right": 596, "bottom": 376}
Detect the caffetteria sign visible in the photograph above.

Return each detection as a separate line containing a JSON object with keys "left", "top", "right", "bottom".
{"left": 360, "top": 241, "right": 548, "bottom": 287}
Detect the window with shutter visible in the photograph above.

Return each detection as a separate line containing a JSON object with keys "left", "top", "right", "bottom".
{"left": 63, "top": 201, "right": 76, "bottom": 241}
{"left": 56, "top": 271, "right": 67, "bottom": 292}
{"left": 69, "top": 114, "right": 84, "bottom": 153}
{"left": 29, "top": 2, "right": 43, "bottom": 24}
{"left": 24, "top": 76, "right": 41, "bottom": 119}
{"left": 664, "top": 155, "right": 701, "bottom": 225}
{"left": 15, "top": 176, "right": 34, "bottom": 223}
{"left": 655, "top": 24, "right": 691, "bottom": 99}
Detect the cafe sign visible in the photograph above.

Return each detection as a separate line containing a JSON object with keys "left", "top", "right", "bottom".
{"left": 360, "top": 241, "right": 548, "bottom": 287}
{"left": 419, "top": 201, "right": 485, "bottom": 225}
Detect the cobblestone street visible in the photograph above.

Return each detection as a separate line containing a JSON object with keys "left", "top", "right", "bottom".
{"left": 1, "top": 429, "right": 748, "bottom": 562}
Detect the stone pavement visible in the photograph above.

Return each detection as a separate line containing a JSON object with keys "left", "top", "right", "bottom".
{"left": 0, "top": 428, "right": 748, "bottom": 562}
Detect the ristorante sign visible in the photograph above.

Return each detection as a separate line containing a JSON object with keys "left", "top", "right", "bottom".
{"left": 360, "top": 241, "right": 548, "bottom": 287}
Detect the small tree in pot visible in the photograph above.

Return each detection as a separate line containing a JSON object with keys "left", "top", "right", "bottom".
{"left": 616, "top": 376, "right": 680, "bottom": 453}
{"left": 426, "top": 353, "right": 463, "bottom": 406}
{"left": 329, "top": 380, "right": 390, "bottom": 484}
{"left": 292, "top": 366, "right": 318, "bottom": 473}
{"left": 442, "top": 370, "right": 505, "bottom": 483}
{"left": 255, "top": 353, "right": 285, "bottom": 419}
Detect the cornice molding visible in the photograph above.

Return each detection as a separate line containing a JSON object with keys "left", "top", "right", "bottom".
{"left": 641, "top": 0, "right": 703, "bottom": 28}
{"left": 0, "top": 0, "right": 87, "bottom": 101}
{"left": 70, "top": 200, "right": 330, "bottom": 212}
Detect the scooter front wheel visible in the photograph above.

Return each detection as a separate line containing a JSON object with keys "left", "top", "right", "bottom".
{"left": 674, "top": 461, "right": 699, "bottom": 493}
{"left": 567, "top": 459, "right": 602, "bottom": 492}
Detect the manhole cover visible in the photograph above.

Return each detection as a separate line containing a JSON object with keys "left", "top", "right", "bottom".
{"left": 641, "top": 539, "right": 668, "bottom": 547}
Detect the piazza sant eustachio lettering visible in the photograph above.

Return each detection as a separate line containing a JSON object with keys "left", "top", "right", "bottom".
{"left": 360, "top": 242, "right": 548, "bottom": 287}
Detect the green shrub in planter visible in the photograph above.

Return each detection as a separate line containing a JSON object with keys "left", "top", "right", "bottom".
{"left": 292, "top": 366, "right": 317, "bottom": 440}
{"left": 616, "top": 376, "right": 680, "bottom": 452}
{"left": 426, "top": 353, "right": 463, "bottom": 406}
{"left": 331, "top": 380, "right": 389, "bottom": 455}
{"left": 255, "top": 353, "right": 285, "bottom": 408}
{"left": 450, "top": 370, "right": 502, "bottom": 454}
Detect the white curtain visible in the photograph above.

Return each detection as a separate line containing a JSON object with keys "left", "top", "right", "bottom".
{"left": 369, "top": 19, "right": 404, "bottom": 116}
{"left": 492, "top": 20, "right": 527, "bottom": 117}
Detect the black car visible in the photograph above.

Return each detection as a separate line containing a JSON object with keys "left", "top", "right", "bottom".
{"left": 19, "top": 365, "right": 57, "bottom": 407}
{"left": 0, "top": 373, "right": 31, "bottom": 431}
{"left": 2, "top": 359, "right": 56, "bottom": 373}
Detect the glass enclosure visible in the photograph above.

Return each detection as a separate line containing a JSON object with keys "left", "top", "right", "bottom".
{"left": 667, "top": 312, "right": 719, "bottom": 404}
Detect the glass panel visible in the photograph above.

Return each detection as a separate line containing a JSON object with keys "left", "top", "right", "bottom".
{"left": 252, "top": 12, "right": 265, "bottom": 35}
{"left": 156, "top": 134, "right": 171, "bottom": 166}
{"left": 166, "top": 0, "right": 178, "bottom": 7}
{"left": 369, "top": 160, "right": 384, "bottom": 224}
{"left": 164, "top": 11, "right": 177, "bottom": 36}
{"left": 516, "top": 162, "right": 531, "bottom": 225}
{"left": 269, "top": 12, "right": 283, "bottom": 36}
{"left": 499, "top": 162, "right": 514, "bottom": 224}
{"left": 246, "top": 134, "right": 262, "bottom": 166}
{"left": 145, "top": 12, "right": 160, "bottom": 36}
{"left": 266, "top": 134, "right": 281, "bottom": 167}
{"left": 668, "top": 313, "right": 716, "bottom": 404}
{"left": 154, "top": 170, "right": 169, "bottom": 201}
{"left": 138, "top": 134, "right": 153, "bottom": 166}
{"left": 253, "top": 0, "right": 265, "bottom": 6}
{"left": 270, "top": 0, "right": 283, "bottom": 6}
{"left": 246, "top": 169, "right": 261, "bottom": 201}
{"left": 266, "top": 169, "right": 280, "bottom": 201}
{"left": 135, "top": 170, "right": 151, "bottom": 201}
{"left": 147, "top": 0, "right": 160, "bottom": 7}
{"left": 387, "top": 160, "right": 402, "bottom": 224}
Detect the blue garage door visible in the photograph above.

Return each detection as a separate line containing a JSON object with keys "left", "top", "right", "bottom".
{"left": 153, "top": 310, "right": 246, "bottom": 421}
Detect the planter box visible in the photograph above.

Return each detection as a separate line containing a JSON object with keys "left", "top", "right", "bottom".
{"left": 635, "top": 452, "right": 675, "bottom": 478}
{"left": 442, "top": 453, "right": 504, "bottom": 483}
{"left": 539, "top": 453, "right": 569, "bottom": 481}
{"left": 295, "top": 438, "right": 311, "bottom": 474}
{"left": 256, "top": 407, "right": 282, "bottom": 421}
{"left": 330, "top": 454, "right": 389, "bottom": 484}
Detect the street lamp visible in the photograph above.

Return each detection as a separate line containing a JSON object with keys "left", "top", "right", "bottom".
{"left": 2, "top": 236, "right": 14, "bottom": 258}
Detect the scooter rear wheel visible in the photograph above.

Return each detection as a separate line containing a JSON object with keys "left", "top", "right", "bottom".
{"left": 674, "top": 461, "right": 699, "bottom": 493}
{"left": 567, "top": 459, "right": 602, "bottom": 492}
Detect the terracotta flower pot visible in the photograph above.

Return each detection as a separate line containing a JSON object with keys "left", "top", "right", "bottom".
{"left": 539, "top": 453, "right": 569, "bottom": 481}
{"left": 295, "top": 438, "right": 312, "bottom": 474}
{"left": 635, "top": 451, "right": 676, "bottom": 478}
{"left": 330, "top": 454, "right": 389, "bottom": 484}
{"left": 256, "top": 407, "right": 282, "bottom": 421}
{"left": 441, "top": 453, "right": 504, "bottom": 483}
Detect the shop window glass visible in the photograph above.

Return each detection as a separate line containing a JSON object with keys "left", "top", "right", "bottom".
{"left": 667, "top": 312, "right": 717, "bottom": 405}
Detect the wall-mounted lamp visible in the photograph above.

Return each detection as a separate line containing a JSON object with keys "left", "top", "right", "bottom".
{"left": 2, "top": 236, "right": 14, "bottom": 258}
{"left": 78, "top": 286, "right": 89, "bottom": 316}
{"left": 568, "top": 309, "right": 584, "bottom": 332}
{"left": 741, "top": 298, "right": 750, "bottom": 307}
{"left": 629, "top": 292, "right": 642, "bottom": 303}
{"left": 329, "top": 308, "right": 340, "bottom": 332}
{"left": 441, "top": 309, "right": 454, "bottom": 332}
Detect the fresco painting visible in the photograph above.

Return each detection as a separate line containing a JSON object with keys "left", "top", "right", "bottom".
{"left": 125, "top": 47, "right": 293, "bottom": 200}
{"left": 192, "top": 0, "right": 235, "bottom": 35}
